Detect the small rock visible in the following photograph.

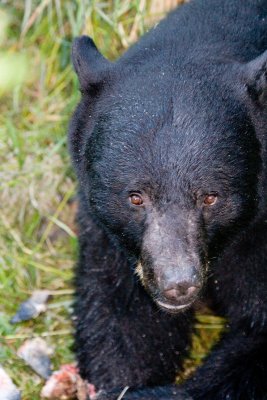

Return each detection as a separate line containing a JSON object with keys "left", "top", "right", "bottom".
{"left": 10, "top": 290, "right": 50, "bottom": 323}
{"left": 17, "top": 337, "right": 53, "bottom": 379}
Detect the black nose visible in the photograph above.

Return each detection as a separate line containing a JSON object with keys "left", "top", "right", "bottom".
{"left": 163, "top": 281, "right": 199, "bottom": 302}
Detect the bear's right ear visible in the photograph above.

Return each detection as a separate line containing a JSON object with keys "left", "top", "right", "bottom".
{"left": 244, "top": 50, "right": 267, "bottom": 105}
{"left": 72, "top": 36, "right": 112, "bottom": 92}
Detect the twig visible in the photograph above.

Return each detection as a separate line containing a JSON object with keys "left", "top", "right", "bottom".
{"left": 117, "top": 386, "right": 130, "bottom": 400}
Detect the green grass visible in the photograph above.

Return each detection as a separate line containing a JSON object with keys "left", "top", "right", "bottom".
{"left": 0, "top": 1, "right": 224, "bottom": 399}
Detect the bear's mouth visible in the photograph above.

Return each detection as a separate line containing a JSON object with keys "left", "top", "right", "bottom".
{"left": 156, "top": 300, "right": 193, "bottom": 313}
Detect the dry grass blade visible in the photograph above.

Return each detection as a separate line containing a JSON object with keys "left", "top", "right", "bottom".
{"left": 20, "top": 0, "right": 52, "bottom": 38}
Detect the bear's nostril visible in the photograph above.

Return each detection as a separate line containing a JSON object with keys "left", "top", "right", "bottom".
{"left": 186, "top": 286, "right": 198, "bottom": 296}
{"left": 163, "top": 288, "right": 179, "bottom": 301}
{"left": 163, "top": 283, "right": 199, "bottom": 302}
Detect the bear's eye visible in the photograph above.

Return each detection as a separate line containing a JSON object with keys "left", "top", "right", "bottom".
{"left": 129, "top": 193, "right": 143, "bottom": 206}
{"left": 203, "top": 193, "right": 218, "bottom": 206}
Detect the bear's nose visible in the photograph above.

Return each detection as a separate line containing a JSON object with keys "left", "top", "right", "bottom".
{"left": 163, "top": 282, "right": 199, "bottom": 302}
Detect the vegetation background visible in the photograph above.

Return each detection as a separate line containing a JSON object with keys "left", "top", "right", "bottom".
{"left": 0, "top": 1, "right": 224, "bottom": 398}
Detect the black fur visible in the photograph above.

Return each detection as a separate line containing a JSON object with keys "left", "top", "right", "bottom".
{"left": 69, "top": 0, "right": 267, "bottom": 399}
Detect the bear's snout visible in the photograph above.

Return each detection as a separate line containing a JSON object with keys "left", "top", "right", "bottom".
{"left": 137, "top": 258, "right": 203, "bottom": 313}
{"left": 154, "top": 265, "right": 202, "bottom": 312}
{"left": 140, "top": 210, "right": 205, "bottom": 312}
{"left": 162, "top": 279, "right": 200, "bottom": 302}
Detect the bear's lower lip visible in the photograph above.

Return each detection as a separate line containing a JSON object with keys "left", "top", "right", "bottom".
{"left": 156, "top": 300, "right": 191, "bottom": 312}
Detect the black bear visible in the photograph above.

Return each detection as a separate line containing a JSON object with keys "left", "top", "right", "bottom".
{"left": 69, "top": 0, "right": 267, "bottom": 399}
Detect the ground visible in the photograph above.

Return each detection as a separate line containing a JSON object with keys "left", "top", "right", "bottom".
{"left": 0, "top": 1, "right": 223, "bottom": 399}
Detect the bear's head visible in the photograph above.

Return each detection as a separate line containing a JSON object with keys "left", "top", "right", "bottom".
{"left": 70, "top": 36, "right": 266, "bottom": 313}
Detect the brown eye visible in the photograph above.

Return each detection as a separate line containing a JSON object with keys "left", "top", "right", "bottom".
{"left": 129, "top": 193, "right": 143, "bottom": 206}
{"left": 203, "top": 194, "right": 218, "bottom": 206}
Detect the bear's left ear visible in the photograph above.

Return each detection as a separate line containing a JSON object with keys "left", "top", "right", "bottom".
{"left": 244, "top": 50, "right": 267, "bottom": 105}
{"left": 72, "top": 35, "right": 112, "bottom": 92}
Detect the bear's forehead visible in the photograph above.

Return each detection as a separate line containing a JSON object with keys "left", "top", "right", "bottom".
{"left": 91, "top": 88, "right": 259, "bottom": 195}
{"left": 98, "top": 70, "right": 240, "bottom": 140}
{"left": 94, "top": 115, "right": 256, "bottom": 191}
{"left": 97, "top": 94, "right": 252, "bottom": 159}
{"left": 90, "top": 65, "right": 259, "bottom": 192}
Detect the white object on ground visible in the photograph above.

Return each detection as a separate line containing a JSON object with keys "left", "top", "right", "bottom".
{"left": 0, "top": 365, "right": 21, "bottom": 400}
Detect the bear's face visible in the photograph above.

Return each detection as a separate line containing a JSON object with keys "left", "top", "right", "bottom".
{"left": 81, "top": 86, "right": 260, "bottom": 312}
{"left": 70, "top": 37, "right": 264, "bottom": 313}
